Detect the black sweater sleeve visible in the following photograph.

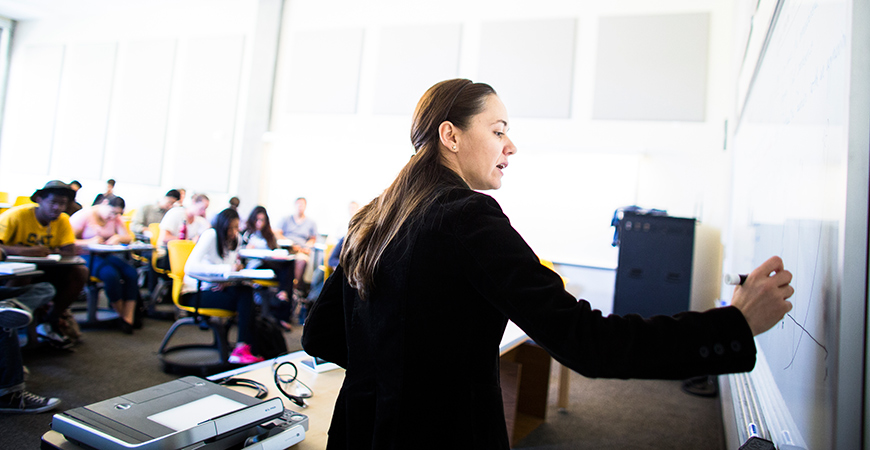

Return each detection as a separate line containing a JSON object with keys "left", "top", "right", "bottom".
{"left": 451, "top": 193, "right": 756, "bottom": 380}
{"left": 301, "top": 265, "right": 349, "bottom": 368}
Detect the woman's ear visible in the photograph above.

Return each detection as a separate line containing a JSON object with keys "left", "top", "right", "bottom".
{"left": 438, "top": 121, "right": 459, "bottom": 153}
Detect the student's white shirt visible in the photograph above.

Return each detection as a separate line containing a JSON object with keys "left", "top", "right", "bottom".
{"left": 160, "top": 207, "right": 209, "bottom": 245}
{"left": 182, "top": 228, "right": 239, "bottom": 294}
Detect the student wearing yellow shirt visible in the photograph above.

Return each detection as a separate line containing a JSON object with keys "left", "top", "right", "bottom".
{"left": 0, "top": 181, "right": 88, "bottom": 346}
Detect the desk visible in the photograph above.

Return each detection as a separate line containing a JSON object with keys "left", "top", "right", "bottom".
{"left": 80, "top": 243, "right": 155, "bottom": 326}
{"left": 159, "top": 270, "right": 279, "bottom": 372}
{"left": 0, "top": 269, "right": 45, "bottom": 282}
{"left": 209, "top": 322, "right": 561, "bottom": 448}
{"left": 6, "top": 255, "right": 86, "bottom": 265}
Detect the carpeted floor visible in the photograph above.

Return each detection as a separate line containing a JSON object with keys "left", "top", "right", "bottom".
{"left": 1, "top": 313, "right": 726, "bottom": 449}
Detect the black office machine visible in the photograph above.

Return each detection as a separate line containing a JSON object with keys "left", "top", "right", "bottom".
{"left": 612, "top": 210, "right": 722, "bottom": 318}
{"left": 45, "top": 376, "right": 308, "bottom": 450}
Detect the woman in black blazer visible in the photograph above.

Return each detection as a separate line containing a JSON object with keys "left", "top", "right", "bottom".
{"left": 302, "top": 79, "right": 794, "bottom": 449}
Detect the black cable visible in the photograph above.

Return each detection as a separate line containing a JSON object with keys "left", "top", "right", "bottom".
{"left": 216, "top": 377, "right": 269, "bottom": 399}
{"left": 272, "top": 361, "right": 312, "bottom": 408}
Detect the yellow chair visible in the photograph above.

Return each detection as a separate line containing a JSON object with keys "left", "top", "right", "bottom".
{"left": 322, "top": 243, "right": 336, "bottom": 280}
{"left": 148, "top": 223, "right": 169, "bottom": 276}
{"left": 158, "top": 239, "right": 238, "bottom": 373}
{"left": 121, "top": 208, "right": 135, "bottom": 235}
{"left": 0, "top": 191, "right": 9, "bottom": 214}
{"left": 539, "top": 257, "right": 569, "bottom": 286}
{"left": 13, "top": 195, "right": 34, "bottom": 207}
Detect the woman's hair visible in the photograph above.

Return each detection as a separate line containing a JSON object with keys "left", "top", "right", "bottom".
{"left": 341, "top": 78, "right": 496, "bottom": 299}
{"left": 245, "top": 205, "right": 277, "bottom": 249}
{"left": 212, "top": 208, "right": 240, "bottom": 258}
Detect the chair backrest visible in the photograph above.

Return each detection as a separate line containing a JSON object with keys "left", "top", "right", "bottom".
{"left": 147, "top": 223, "right": 169, "bottom": 274}
{"left": 166, "top": 239, "right": 235, "bottom": 318}
{"left": 166, "top": 239, "right": 195, "bottom": 308}
{"left": 148, "top": 223, "right": 161, "bottom": 247}
{"left": 539, "top": 257, "right": 568, "bottom": 287}
{"left": 323, "top": 243, "right": 336, "bottom": 279}
{"left": 0, "top": 192, "right": 8, "bottom": 204}
{"left": 13, "top": 196, "right": 34, "bottom": 207}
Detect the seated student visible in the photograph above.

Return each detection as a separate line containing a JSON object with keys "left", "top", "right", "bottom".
{"left": 159, "top": 193, "right": 210, "bottom": 246}
{"left": 70, "top": 197, "right": 139, "bottom": 334}
{"left": 0, "top": 280, "right": 61, "bottom": 414}
{"left": 274, "top": 197, "right": 317, "bottom": 294}
{"left": 241, "top": 206, "right": 294, "bottom": 330}
{"left": 183, "top": 208, "right": 263, "bottom": 364}
{"left": 130, "top": 190, "right": 181, "bottom": 235}
{"left": 65, "top": 180, "right": 83, "bottom": 217}
{"left": 0, "top": 181, "right": 88, "bottom": 347}
{"left": 92, "top": 179, "right": 116, "bottom": 206}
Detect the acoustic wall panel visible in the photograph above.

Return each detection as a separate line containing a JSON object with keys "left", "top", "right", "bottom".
{"left": 284, "top": 28, "right": 364, "bottom": 114}
{"left": 478, "top": 18, "right": 576, "bottom": 119}
{"left": 106, "top": 39, "right": 177, "bottom": 186}
{"left": 0, "top": 44, "right": 65, "bottom": 176}
{"left": 593, "top": 13, "right": 710, "bottom": 122}
{"left": 373, "top": 24, "right": 461, "bottom": 115}
{"left": 171, "top": 35, "right": 245, "bottom": 193}
{"left": 50, "top": 42, "right": 118, "bottom": 180}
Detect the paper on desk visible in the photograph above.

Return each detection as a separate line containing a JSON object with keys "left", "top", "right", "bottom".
{"left": 238, "top": 248, "right": 290, "bottom": 258}
{"left": 231, "top": 269, "right": 275, "bottom": 279}
{"left": 0, "top": 262, "right": 37, "bottom": 274}
{"left": 88, "top": 244, "right": 127, "bottom": 251}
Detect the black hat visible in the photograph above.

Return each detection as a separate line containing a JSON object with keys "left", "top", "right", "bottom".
{"left": 31, "top": 180, "right": 76, "bottom": 202}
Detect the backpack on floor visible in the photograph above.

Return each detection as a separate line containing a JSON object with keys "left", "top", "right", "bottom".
{"left": 249, "top": 315, "right": 288, "bottom": 360}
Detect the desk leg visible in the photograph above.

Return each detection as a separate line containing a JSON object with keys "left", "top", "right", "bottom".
{"left": 86, "top": 254, "right": 98, "bottom": 324}
{"left": 500, "top": 342, "right": 551, "bottom": 447}
{"left": 557, "top": 363, "right": 570, "bottom": 412}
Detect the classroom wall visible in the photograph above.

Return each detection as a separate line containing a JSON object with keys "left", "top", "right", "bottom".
{"left": 0, "top": 0, "right": 739, "bottom": 268}
{"left": 264, "top": 0, "right": 737, "bottom": 266}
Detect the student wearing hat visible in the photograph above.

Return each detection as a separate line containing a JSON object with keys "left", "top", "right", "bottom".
{"left": 0, "top": 181, "right": 89, "bottom": 346}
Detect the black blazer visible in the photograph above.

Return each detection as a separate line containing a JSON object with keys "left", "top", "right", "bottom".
{"left": 302, "top": 173, "right": 755, "bottom": 450}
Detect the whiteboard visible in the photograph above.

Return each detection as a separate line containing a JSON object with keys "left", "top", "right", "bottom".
{"left": 724, "top": 0, "right": 868, "bottom": 448}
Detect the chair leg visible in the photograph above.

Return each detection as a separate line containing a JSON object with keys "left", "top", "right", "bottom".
{"left": 85, "top": 285, "right": 101, "bottom": 323}
{"left": 157, "top": 317, "right": 196, "bottom": 354}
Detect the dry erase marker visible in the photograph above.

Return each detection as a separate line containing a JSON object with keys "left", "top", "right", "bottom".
{"left": 724, "top": 273, "right": 747, "bottom": 285}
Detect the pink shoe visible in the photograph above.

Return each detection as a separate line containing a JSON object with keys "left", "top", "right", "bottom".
{"left": 228, "top": 343, "right": 264, "bottom": 364}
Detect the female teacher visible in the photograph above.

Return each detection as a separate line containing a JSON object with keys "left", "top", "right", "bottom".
{"left": 302, "top": 79, "right": 794, "bottom": 449}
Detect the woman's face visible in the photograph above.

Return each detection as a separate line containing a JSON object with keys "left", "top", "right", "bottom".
{"left": 227, "top": 218, "right": 240, "bottom": 241}
{"left": 255, "top": 213, "right": 266, "bottom": 231}
{"left": 453, "top": 94, "right": 517, "bottom": 190}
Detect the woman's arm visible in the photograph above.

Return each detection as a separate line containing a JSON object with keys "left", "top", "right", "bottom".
{"left": 453, "top": 194, "right": 763, "bottom": 380}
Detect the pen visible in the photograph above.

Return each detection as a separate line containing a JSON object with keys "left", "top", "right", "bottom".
{"left": 724, "top": 273, "right": 747, "bottom": 285}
